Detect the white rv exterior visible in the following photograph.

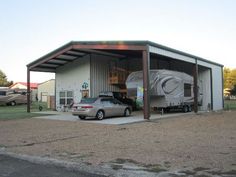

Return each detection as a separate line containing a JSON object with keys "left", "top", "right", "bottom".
{"left": 126, "top": 69, "right": 202, "bottom": 112}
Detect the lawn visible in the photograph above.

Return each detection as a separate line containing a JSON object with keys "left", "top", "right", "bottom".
{"left": 0, "top": 102, "right": 53, "bottom": 120}
{"left": 224, "top": 99, "right": 236, "bottom": 110}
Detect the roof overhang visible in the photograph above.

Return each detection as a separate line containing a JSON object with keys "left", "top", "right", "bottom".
{"left": 27, "top": 41, "right": 148, "bottom": 72}
{"left": 27, "top": 40, "right": 223, "bottom": 73}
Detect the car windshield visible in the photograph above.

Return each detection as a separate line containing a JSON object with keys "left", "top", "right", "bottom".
{"left": 80, "top": 98, "right": 97, "bottom": 104}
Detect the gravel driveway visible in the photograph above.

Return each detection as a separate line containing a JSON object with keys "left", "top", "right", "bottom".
{"left": 0, "top": 111, "right": 235, "bottom": 176}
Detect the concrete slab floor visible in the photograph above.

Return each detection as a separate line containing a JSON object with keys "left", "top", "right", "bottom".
{"left": 33, "top": 111, "right": 194, "bottom": 125}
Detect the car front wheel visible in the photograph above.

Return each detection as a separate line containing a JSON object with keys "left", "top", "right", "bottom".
{"left": 96, "top": 110, "right": 104, "bottom": 120}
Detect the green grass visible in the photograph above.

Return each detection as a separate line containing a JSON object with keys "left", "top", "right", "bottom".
{"left": 0, "top": 102, "right": 53, "bottom": 120}
{"left": 224, "top": 100, "right": 236, "bottom": 110}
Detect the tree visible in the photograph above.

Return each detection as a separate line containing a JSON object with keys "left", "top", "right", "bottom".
{"left": 229, "top": 69, "right": 236, "bottom": 87}
{"left": 230, "top": 85, "right": 236, "bottom": 95}
{"left": 224, "top": 67, "right": 236, "bottom": 89}
{"left": 0, "top": 69, "right": 13, "bottom": 87}
{"left": 224, "top": 67, "right": 231, "bottom": 88}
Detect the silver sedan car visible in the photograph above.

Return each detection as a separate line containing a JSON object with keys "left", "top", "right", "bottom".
{"left": 72, "top": 97, "right": 132, "bottom": 120}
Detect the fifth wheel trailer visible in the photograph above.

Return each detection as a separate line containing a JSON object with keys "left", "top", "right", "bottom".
{"left": 126, "top": 69, "right": 203, "bottom": 112}
{"left": 0, "top": 89, "right": 27, "bottom": 106}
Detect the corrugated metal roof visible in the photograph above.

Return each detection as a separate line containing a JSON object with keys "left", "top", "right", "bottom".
{"left": 27, "top": 40, "right": 223, "bottom": 73}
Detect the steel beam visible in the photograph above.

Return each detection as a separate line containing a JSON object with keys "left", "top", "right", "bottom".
{"left": 76, "top": 48, "right": 126, "bottom": 58}
{"left": 27, "top": 67, "right": 30, "bottom": 113}
{"left": 142, "top": 47, "right": 150, "bottom": 120}
{"left": 73, "top": 44, "right": 146, "bottom": 51}
{"left": 193, "top": 60, "right": 198, "bottom": 113}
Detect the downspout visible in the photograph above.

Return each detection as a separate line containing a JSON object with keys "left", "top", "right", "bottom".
{"left": 210, "top": 69, "right": 213, "bottom": 110}
{"left": 193, "top": 59, "right": 198, "bottom": 113}
{"left": 221, "top": 66, "right": 224, "bottom": 109}
{"left": 89, "top": 54, "right": 92, "bottom": 97}
{"left": 54, "top": 74, "right": 57, "bottom": 111}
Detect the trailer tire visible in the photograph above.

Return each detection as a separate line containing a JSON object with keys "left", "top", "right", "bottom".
{"left": 183, "top": 105, "right": 188, "bottom": 113}
{"left": 188, "top": 106, "right": 192, "bottom": 112}
{"left": 164, "top": 108, "right": 170, "bottom": 113}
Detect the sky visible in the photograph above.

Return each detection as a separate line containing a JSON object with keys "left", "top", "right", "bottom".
{"left": 0, "top": 0, "right": 236, "bottom": 83}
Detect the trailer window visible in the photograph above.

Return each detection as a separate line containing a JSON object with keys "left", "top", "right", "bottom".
{"left": 0, "top": 91, "right": 6, "bottom": 96}
{"left": 184, "top": 84, "right": 191, "bottom": 97}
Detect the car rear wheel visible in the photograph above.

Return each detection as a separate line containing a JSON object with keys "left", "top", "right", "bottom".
{"left": 124, "top": 108, "right": 131, "bottom": 117}
{"left": 78, "top": 115, "right": 86, "bottom": 120}
{"left": 96, "top": 110, "right": 104, "bottom": 120}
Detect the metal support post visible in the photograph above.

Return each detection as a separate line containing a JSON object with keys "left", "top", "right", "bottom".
{"left": 142, "top": 47, "right": 150, "bottom": 119}
{"left": 193, "top": 60, "right": 198, "bottom": 113}
{"left": 27, "top": 67, "right": 31, "bottom": 113}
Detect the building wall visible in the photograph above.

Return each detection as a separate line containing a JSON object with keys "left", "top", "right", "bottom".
{"left": 90, "top": 54, "right": 119, "bottom": 97}
{"left": 37, "top": 79, "right": 55, "bottom": 102}
{"left": 55, "top": 55, "right": 90, "bottom": 109}
{"left": 198, "top": 67, "right": 211, "bottom": 111}
{"left": 197, "top": 60, "right": 223, "bottom": 110}
{"left": 55, "top": 54, "right": 121, "bottom": 109}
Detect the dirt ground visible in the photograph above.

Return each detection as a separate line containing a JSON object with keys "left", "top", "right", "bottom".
{"left": 0, "top": 111, "right": 235, "bottom": 175}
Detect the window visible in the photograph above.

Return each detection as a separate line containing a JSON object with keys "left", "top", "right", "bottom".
{"left": 184, "top": 84, "right": 192, "bottom": 97}
{"left": 59, "top": 91, "right": 74, "bottom": 105}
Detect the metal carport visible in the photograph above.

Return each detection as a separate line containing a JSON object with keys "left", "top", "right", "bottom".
{"left": 27, "top": 41, "right": 223, "bottom": 119}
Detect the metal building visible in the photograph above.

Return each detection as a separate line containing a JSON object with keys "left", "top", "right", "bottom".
{"left": 27, "top": 41, "right": 224, "bottom": 119}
